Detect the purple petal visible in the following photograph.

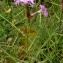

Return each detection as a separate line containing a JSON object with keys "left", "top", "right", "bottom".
{"left": 14, "top": 0, "right": 35, "bottom": 6}
{"left": 40, "top": 5, "right": 48, "bottom": 17}
{"left": 14, "top": 0, "right": 21, "bottom": 5}
{"left": 43, "top": 11, "right": 48, "bottom": 17}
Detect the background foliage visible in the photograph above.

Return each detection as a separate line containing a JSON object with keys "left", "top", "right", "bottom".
{"left": 0, "top": 0, "right": 63, "bottom": 63}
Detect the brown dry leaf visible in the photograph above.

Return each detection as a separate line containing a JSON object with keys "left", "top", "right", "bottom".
{"left": 19, "top": 26, "right": 37, "bottom": 44}
{"left": 18, "top": 46, "right": 27, "bottom": 59}
{"left": 18, "top": 26, "right": 38, "bottom": 59}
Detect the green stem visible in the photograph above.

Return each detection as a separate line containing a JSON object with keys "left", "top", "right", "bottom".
{"left": 59, "top": 7, "right": 62, "bottom": 34}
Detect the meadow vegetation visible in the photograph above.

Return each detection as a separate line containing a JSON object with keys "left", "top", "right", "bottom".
{"left": 0, "top": 0, "right": 63, "bottom": 63}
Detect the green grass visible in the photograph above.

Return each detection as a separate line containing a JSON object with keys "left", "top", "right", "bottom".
{"left": 0, "top": 0, "right": 63, "bottom": 63}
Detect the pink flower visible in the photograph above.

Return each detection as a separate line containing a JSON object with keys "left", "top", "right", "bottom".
{"left": 40, "top": 5, "right": 48, "bottom": 17}
{"left": 21, "top": 0, "right": 34, "bottom": 6}
{"left": 14, "top": 0, "right": 34, "bottom": 6}
{"left": 14, "top": 0, "right": 21, "bottom": 5}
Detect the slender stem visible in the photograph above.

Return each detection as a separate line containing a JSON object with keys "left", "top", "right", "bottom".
{"left": 25, "top": 5, "right": 30, "bottom": 54}
{"left": 59, "top": 1, "right": 63, "bottom": 34}
{"left": 26, "top": 4, "right": 31, "bottom": 23}
{"left": 39, "top": 13, "right": 42, "bottom": 26}
{"left": 59, "top": 11, "right": 62, "bottom": 33}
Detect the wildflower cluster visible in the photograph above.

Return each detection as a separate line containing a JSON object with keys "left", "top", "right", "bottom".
{"left": 14, "top": 0, "right": 48, "bottom": 22}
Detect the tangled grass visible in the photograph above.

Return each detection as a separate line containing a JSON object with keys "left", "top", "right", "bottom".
{"left": 0, "top": 0, "right": 63, "bottom": 63}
